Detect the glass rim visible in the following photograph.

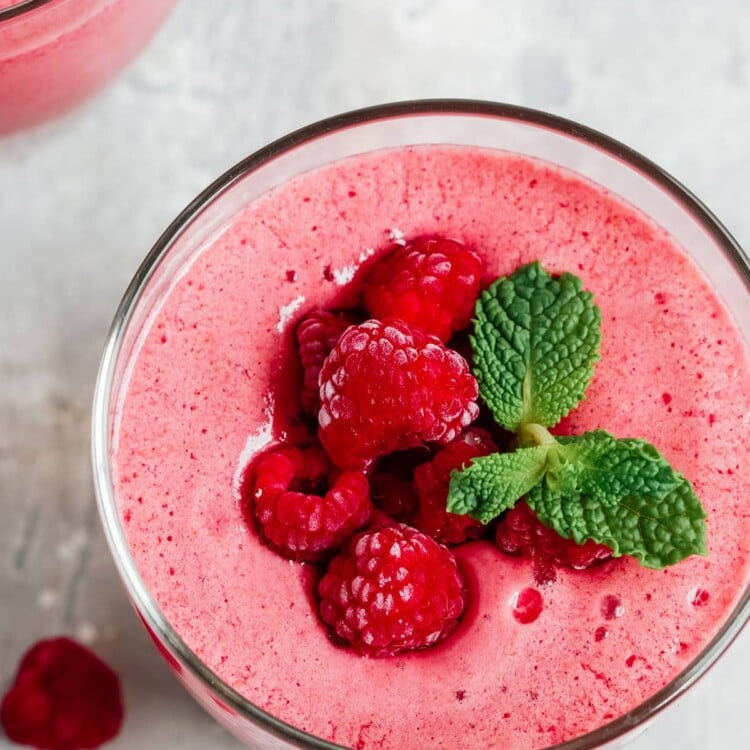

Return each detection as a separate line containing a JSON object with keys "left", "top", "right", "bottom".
{"left": 0, "top": 0, "right": 57, "bottom": 23}
{"left": 92, "top": 99, "right": 750, "bottom": 750}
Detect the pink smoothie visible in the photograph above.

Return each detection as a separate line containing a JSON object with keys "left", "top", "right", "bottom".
{"left": 113, "top": 145, "right": 750, "bottom": 749}
{"left": 0, "top": 0, "right": 176, "bottom": 134}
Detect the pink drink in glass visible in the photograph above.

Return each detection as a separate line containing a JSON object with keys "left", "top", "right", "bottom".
{"left": 0, "top": 0, "right": 176, "bottom": 134}
{"left": 94, "top": 104, "right": 750, "bottom": 750}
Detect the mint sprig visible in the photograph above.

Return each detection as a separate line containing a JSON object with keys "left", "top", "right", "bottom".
{"left": 447, "top": 263, "right": 708, "bottom": 570}
{"left": 472, "top": 262, "right": 601, "bottom": 431}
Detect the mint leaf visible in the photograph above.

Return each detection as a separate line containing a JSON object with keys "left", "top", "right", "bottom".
{"left": 447, "top": 446, "right": 550, "bottom": 523}
{"left": 558, "top": 431, "right": 684, "bottom": 505}
{"left": 471, "top": 262, "right": 601, "bottom": 431}
{"left": 526, "top": 431, "right": 707, "bottom": 568}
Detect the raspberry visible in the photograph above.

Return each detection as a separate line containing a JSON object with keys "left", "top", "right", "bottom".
{"left": 413, "top": 428, "right": 496, "bottom": 545}
{"left": 363, "top": 237, "right": 483, "bottom": 342}
{"left": 318, "top": 319, "right": 479, "bottom": 470}
{"left": 496, "top": 501, "right": 612, "bottom": 585}
{"left": 369, "top": 447, "right": 431, "bottom": 522}
{"left": 318, "top": 524, "right": 466, "bottom": 656}
{"left": 296, "top": 310, "right": 358, "bottom": 414}
{"left": 251, "top": 444, "right": 372, "bottom": 561}
{"left": 369, "top": 473, "right": 419, "bottom": 522}
{"left": 1, "top": 637, "right": 123, "bottom": 750}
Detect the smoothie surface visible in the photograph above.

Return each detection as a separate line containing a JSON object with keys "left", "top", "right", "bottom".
{"left": 113, "top": 145, "right": 750, "bottom": 750}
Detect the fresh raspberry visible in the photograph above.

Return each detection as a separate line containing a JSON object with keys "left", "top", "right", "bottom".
{"left": 318, "top": 319, "right": 479, "bottom": 470}
{"left": 413, "top": 428, "right": 496, "bottom": 545}
{"left": 318, "top": 524, "right": 466, "bottom": 656}
{"left": 496, "top": 501, "right": 612, "bottom": 585}
{"left": 368, "top": 447, "right": 431, "bottom": 522}
{"left": 363, "top": 237, "right": 483, "bottom": 342}
{"left": 296, "top": 310, "right": 358, "bottom": 414}
{"left": 369, "top": 473, "right": 419, "bottom": 522}
{"left": 1, "top": 637, "right": 123, "bottom": 750}
{"left": 251, "top": 444, "right": 372, "bottom": 561}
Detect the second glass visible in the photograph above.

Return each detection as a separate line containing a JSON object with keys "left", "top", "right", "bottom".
{"left": 0, "top": 0, "right": 177, "bottom": 135}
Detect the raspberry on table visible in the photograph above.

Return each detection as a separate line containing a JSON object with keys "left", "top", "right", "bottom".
{"left": 363, "top": 237, "right": 483, "bottom": 342}
{"left": 251, "top": 444, "right": 372, "bottom": 561}
{"left": 496, "top": 501, "right": 612, "bottom": 585}
{"left": 296, "top": 309, "right": 358, "bottom": 414}
{"left": 413, "top": 428, "right": 496, "bottom": 545}
{"left": 318, "top": 318, "right": 479, "bottom": 470}
{"left": 0, "top": 637, "right": 123, "bottom": 750}
{"left": 318, "top": 524, "right": 467, "bottom": 656}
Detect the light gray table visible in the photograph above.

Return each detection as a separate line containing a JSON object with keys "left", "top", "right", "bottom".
{"left": 1, "top": 1, "right": 748, "bottom": 748}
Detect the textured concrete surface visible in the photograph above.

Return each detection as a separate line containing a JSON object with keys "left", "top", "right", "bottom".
{"left": 1, "top": 1, "right": 748, "bottom": 748}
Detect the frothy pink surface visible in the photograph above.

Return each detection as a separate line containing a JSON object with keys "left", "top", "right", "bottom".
{"left": 113, "top": 146, "right": 750, "bottom": 749}
{"left": 0, "top": 0, "right": 175, "bottom": 134}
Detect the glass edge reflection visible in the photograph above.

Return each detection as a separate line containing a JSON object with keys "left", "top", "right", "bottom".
{"left": 0, "top": 0, "right": 56, "bottom": 23}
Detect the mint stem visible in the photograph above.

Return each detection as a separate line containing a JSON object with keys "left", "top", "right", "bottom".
{"left": 518, "top": 423, "right": 557, "bottom": 448}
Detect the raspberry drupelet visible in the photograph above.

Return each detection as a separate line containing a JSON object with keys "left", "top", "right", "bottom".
{"left": 496, "top": 500, "right": 612, "bottom": 585}
{"left": 251, "top": 444, "right": 372, "bottom": 561}
{"left": 318, "top": 524, "right": 467, "bottom": 656}
{"left": 363, "top": 237, "right": 483, "bottom": 342}
{"left": 318, "top": 318, "right": 479, "bottom": 470}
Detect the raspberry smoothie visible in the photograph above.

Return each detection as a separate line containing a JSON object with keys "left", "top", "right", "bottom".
{"left": 0, "top": 0, "right": 176, "bottom": 134}
{"left": 111, "top": 144, "right": 750, "bottom": 748}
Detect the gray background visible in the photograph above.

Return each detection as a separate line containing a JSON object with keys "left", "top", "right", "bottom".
{"left": 1, "top": 1, "right": 748, "bottom": 748}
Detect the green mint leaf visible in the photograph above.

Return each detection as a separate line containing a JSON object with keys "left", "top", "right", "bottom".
{"left": 471, "top": 262, "right": 601, "bottom": 431}
{"left": 558, "top": 430, "right": 684, "bottom": 505}
{"left": 447, "top": 446, "right": 550, "bottom": 524}
{"left": 526, "top": 431, "right": 707, "bottom": 568}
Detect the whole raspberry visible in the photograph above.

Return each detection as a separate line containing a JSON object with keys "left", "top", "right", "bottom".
{"left": 1, "top": 637, "right": 123, "bottom": 750}
{"left": 318, "top": 319, "right": 479, "bottom": 470}
{"left": 318, "top": 524, "right": 467, "bottom": 656}
{"left": 413, "top": 428, "right": 496, "bottom": 545}
{"left": 496, "top": 501, "right": 612, "bottom": 585}
{"left": 251, "top": 444, "right": 372, "bottom": 561}
{"left": 363, "top": 237, "right": 483, "bottom": 342}
{"left": 296, "top": 310, "right": 358, "bottom": 414}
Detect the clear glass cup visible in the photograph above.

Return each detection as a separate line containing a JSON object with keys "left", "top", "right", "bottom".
{"left": 92, "top": 101, "right": 750, "bottom": 750}
{"left": 0, "top": 0, "right": 177, "bottom": 135}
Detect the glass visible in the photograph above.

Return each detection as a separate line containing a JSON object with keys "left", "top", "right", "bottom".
{"left": 92, "top": 101, "right": 750, "bottom": 749}
{"left": 0, "top": 0, "right": 177, "bottom": 135}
